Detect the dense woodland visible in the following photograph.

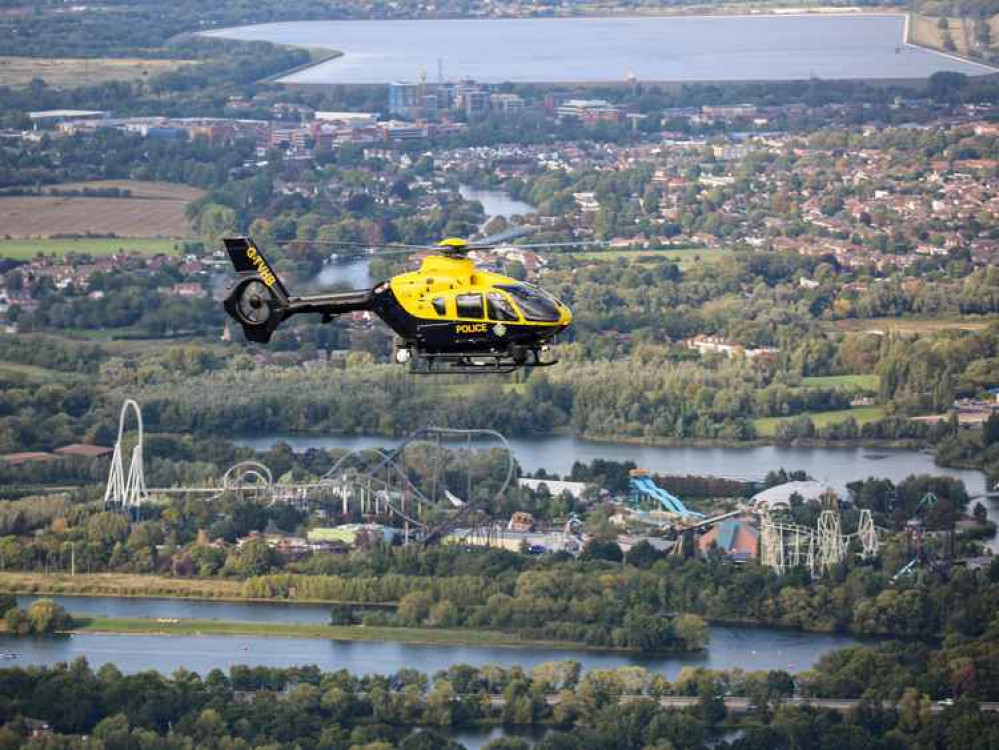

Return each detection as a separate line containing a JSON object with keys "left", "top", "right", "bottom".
{"left": 1, "top": 650, "right": 998, "bottom": 749}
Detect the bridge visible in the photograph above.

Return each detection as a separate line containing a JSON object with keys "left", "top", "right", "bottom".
{"left": 102, "top": 400, "right": 513, "bottom": 545}
{"left": 480, "top": 693, "right": 993, "bottom": 714}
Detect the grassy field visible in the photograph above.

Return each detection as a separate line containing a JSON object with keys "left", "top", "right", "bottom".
{"left": 567, "top": 247, "right": 734, "bottom": 269}
{"left": 909, "top": 13, "right": 978, "bottom": 58}
{"left": 0, "top": 180, "right": 203, "bottom": 243}
{"left": 753, "top": 405, "right": 886, "bottom": 437}
{"left": 66, "top": 617, "right": 576, "bottom": 649}
{"left": 825, "top": 316, "right": 998, "bottom": 335}
{"left": 800, "top": 374, "right": 878, "bottom": 391}
{"left": 0, "top": 56, "right": 196, "bottom": 88}
{"left": 0, "top": 237, "right": 186, "bottom": 260}
{"left": 0, "top": 360, "right": 84, "bottom": 384}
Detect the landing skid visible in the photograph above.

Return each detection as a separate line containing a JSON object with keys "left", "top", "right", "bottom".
{"left": 404, "top": 347, "right": 558, "bottom": 375}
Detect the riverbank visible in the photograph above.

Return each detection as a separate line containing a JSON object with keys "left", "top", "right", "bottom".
{"left": 62, "top": 617, "right": 591, "bottom": 650}
{"left": 233, "top": 424, "right": 932, "bottom": 452}
{"left": 261, "top": 45, "right": 342, "bottom": 83}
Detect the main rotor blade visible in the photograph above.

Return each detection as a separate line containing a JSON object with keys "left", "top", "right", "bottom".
{"left": 277, "top": 239, "right": 433, "bottom": 251}
{"left": 469, "top": 226, "right": 536, "bottom": 247}
{"left": 485, "top": 241, "right": 612, "bottom": 250}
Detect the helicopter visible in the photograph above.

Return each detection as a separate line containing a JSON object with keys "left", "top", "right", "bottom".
{"left": 221, "top": 235, "right": 577, "bottom": 373}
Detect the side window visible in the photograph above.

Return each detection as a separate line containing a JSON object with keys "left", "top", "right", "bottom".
{"left": 432, "top": 296, "right": 447, "bottom": 316}
{"left": 455, "top": 293, "right": 483, "bottom": 319}
{"left": 487, "top": 292, "right": 519, "bottom": 322}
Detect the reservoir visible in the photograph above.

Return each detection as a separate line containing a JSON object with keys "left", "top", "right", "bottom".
{"left": 204, "top": 15, "right": 994, "bottom": 85}
{"left": 10, "top": 595, "right": 861, "bottom": 677}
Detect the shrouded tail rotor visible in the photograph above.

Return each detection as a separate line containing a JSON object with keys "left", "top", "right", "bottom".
{"left": 224, "top": 276, "right": 285, "bottom": 342}
{"left": 222, "top": 238, "right": 291, "bottom": 344}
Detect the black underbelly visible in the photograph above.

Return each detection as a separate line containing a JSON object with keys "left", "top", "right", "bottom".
{"left": 415, "top": 321, "right": 561, "bottom": 353}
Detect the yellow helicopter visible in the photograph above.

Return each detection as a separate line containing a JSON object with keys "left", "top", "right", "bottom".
{"left": 222, "top": 236, "right": 576, "bottom": 373}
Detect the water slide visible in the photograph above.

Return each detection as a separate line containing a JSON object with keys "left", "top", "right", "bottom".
{"left": 629, "top": 474, "right": 704, "bottom": 519}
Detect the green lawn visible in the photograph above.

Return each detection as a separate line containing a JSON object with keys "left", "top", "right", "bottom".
{"left": 0, "top": 360, "right": 83, "bottom": 383}
{"left": 825, "top": 316, "right": 998, "bottom": 335}
{"left": 71, "top": 616, "right": 578, "bottom": 649}
{"left": 567, "top": 246, "right": 733, "bottom": 269}
{"left": 800, "top": 374, "right": 878, "bottom": 391}
{"left": 0, "top": 237, "right": 186, "bottom": 260}
{"left": 434, "top": 381, "right": 528, "bottom": 396}
{"left": 753, "top": 405, "right": 887, "bottom": 438}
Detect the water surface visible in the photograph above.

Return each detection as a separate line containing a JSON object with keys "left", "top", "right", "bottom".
{"left": 459, "top": 185, "right": 537, "bottom": 221}
{"left": 236, "top": 432, "right": 988, "bottom": 497}
{"left": 4, "top": 594, "right": 861, "bottom": 677}
{"left": 205, "top": 15, "right": 993, "bottom": 84}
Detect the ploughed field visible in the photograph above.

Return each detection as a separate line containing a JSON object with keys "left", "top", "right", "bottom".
{"left": 0, "top": 180, "right": 203, "bottom": 248}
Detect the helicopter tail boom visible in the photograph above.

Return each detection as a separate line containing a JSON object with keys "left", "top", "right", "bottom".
{"left": 222, "top": 237, "right": 373, "bottom": 344}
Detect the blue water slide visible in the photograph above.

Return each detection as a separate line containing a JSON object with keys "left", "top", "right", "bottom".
{"left": 629, "top": 475, "right": 704, "bottom": 518}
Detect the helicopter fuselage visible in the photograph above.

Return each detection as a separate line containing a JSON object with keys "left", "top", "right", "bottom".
{"left": 369, "top": 254, "right": 572, "bottom": 357}
{"left": 222, "top": 237, "right": 572, "bottom": 371}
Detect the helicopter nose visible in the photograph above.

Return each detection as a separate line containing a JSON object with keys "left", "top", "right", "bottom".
{"left": 558, "top": 302, "right": 573, "bottom": 328}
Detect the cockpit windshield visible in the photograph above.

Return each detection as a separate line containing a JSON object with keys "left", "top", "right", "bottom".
{"left": 497, "top": 283, "right": 562, "bottom": 322}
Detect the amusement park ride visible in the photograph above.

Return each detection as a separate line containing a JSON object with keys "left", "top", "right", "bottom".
{"left": 222, "top": 235, "right": 580, "bottom": 373}
{"left": 103, "top": 400, "right": 514, "bottom": 547}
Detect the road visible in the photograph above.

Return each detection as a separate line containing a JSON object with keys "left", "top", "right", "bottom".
{"left": 487, "top": 695, "right": 999, "bottom": 713}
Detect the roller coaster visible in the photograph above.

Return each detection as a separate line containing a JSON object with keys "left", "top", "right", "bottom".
{"left": 103, "top": 400, "right": 512, "bottom": 546}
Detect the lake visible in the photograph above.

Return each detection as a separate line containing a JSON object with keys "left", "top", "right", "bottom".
{"left": 204, "top": 14, "right": 994, "bottom": 85}
{"left": 10, "top": 595, "right": 861, "bottom": 678}
{"left": 235, "top": 432, "right": 989, "bottom": 498}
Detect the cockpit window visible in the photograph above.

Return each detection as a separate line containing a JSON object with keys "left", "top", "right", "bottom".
{"left": 487, "top": 292, "right": 519, "bottom": 322}
{"left": 455, "top": 293, "right": 484, "bottom": 319}
{"left": 497, "top": 284, "right": 561, "bottom": 322}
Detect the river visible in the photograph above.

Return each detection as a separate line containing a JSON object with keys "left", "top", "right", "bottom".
{"left": 9, "top": 595, "right": 861, "bottom": 679}
{"left": 459, "top": 185, "right": 536, "bottom": 221}
{"left": 204, "top": 15, "right": 994, "bottom": 85}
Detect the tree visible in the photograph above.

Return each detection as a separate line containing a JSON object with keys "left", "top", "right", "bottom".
{"left": 673, "top": 614, "right": 709, "bottom": 651}
{"left": 398, "top": 591, "right": 433, "bottom": 625}
{"left": 579, "top": 539, "right": 623, "bottom": 563}
{"left": 400, "top": 731, "right": 465, "bottom": 750}
{"left": 4, "top": 607, "right": 28, "bottom": 635}
{"left": 622, "top": 608, "right": 672, "bottom": 652}
{"left": 625, "top": 540, "right": 660, "bottom": 569}
{"left": 25, "top": 599, "right": 73, "bottom": 633}
{"left": 483, "top": 739, "right": 531, "bottom": 750}
{"left": 984, "top": 412, "right": 999, "bottom": 448}
{"left": 224, "top": 539, "right": 276, "bottom": 578}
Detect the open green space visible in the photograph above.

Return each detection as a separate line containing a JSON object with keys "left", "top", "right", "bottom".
{"left": 70, "top": 616, "right": 578, "bottom": 650}
{"left": 753, "top": 405, "right": 887, "bottom": 437}
{"left": 566, "top": 246, "right": 733, "bottom": 268}
{"left": 0, "top": 237, "right": 186, "bottom": 260}
{"left": 0, "top": 56, "right": 197, "bottom": 89}
{"left": 799, "top": 374, "right": 878, "bottom": 390}
{"left": 825, "top": 316, "right": 999, "bottom": 335}
{"left": 0, "top": 360, "right": 84, "bottom": 384}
